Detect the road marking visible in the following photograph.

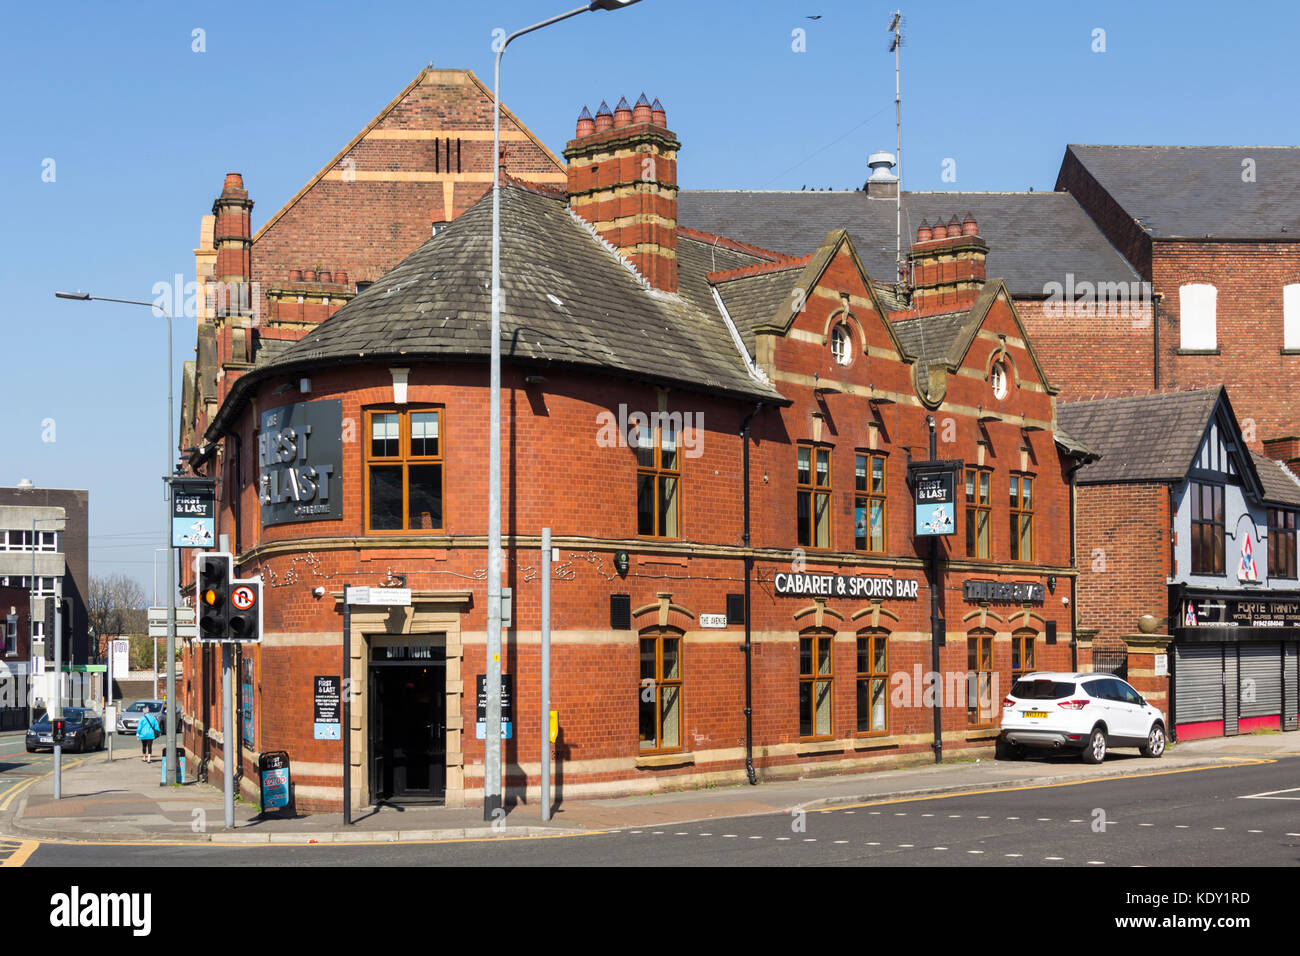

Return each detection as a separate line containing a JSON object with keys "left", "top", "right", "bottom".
{"left": 833, "top": 840, "right": 848, "bottom": 844}
{"left": 699, "top": 832, "right": 712, "bottom": 837}
{"left": 1087, "top": 860, "right": 1106, "bottom": 865}
{"left": 722, "top": 834, "right": 736, "bottom": 838}
{"left": 1037, "top": 817, "right": 1052, "bottom": 821}
{"left": 0, "top": 840, "right": 38, "bottom": 867}
{"left": 630, "top": 830, "right": 642, "bottom": 834}
{"left": 809, "top": 758, "right": 1278, "bottom": 814}
{"left": 0, "top": 755, "right": 91, "bottom": 811}
{"left": 1005, "top": 853, "right": 1022, "bottom": 858}
{"left": 652, "top": 831, "right": 663, "bottom": 835}
{"left": 921, "top": 813, "right": 934, "bottom": 817}
{"left": 933, "top": 846, "right": 947, "bottom": 850}
{"left": 776, "top": 837, "right": 790, "bottom": 841}
{"left": 1213, "top": 827, "right": 1225, "bottom": 831}
{"left": 866, "top": 841, "right": 880, "bottom": 846}
{"left": 1248, "top": 829, "right": 1263, "bottom": 833}
{"left": 1239, "top": 787, "right": 1300, "bottom": 801}
{"left": 977, "top": 815, "right": 990, "bottom": 819}
{"left": 1045, "top": 856, "right": 1064, "bottom": 861}
{"left": 893, "top": 812, "right": 907, "bottom": 816}
{"left": 1006, "top": 816, "right": 1019, "bottom": 820}
{"left": 749, "top": 835, "right": 763, "bottom": 840}
{"left": 803, "top": 838, "right": 816, "bottom": 842}
{"left": 843, "top": 811, "right": 854, "bottom": 815}
{"left": 1139, "top": 823, "right": 1155, "bottom": 827}
{"left": 1175, "top": 825, "right": 1189, "bottom": 829}
{"left": 967, "top": 850, "right": 984, "bottom": 854}
{"left": 675, "top": 831, "right": 687, "bottom": 835}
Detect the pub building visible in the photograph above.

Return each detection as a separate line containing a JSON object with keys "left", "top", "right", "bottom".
{"left": 1060, "top": 387, "right": 1300, "bottom": 740}
{"left": 178, "top": 97, "right": 1090, "bottom": 812}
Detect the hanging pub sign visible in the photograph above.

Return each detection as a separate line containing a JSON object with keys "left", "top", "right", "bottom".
{"left": 1183, "top": 596, "right": 1300, "bottom": 628}
{"left": 908, "top": 459, "right": 962, "bottom": 536}
{"left": 171, "top": 478, "right": 216, "bottom": 548}
{"left": 773, "top": 572, "right": 920, "bottom": 600}
{"left": 258, "top": 399, "right": 343, "bottom": 526}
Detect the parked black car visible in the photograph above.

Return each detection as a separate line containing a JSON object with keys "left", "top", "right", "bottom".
{"left": 26, "top": 707, "right": 106, "bottom": 753}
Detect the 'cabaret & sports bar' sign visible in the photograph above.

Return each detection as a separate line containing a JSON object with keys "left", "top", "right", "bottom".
{"left": 774, "top": 572, "right": 920, "bottom": 599}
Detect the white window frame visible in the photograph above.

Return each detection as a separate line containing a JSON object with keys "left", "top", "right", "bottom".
{"left": 1179, "top": 283, "right": 1217, "bottom": 350}
{"left": 1285, "top": 283, "right": 1300, "bottom": 351}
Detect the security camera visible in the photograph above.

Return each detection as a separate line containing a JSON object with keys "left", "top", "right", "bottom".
{"left": 1061, "top": 596, "right": 1070, "bottom": 606}
{"left": 313, "top": 586, "right": 326, "bottom": 598}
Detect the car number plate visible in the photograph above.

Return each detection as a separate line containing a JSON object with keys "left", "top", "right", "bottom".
{"left": 1022, "top": 711, "right": 1048, "bottom": 719}
{"left": 39, "top": 735, "right": 52, "bottom": 742}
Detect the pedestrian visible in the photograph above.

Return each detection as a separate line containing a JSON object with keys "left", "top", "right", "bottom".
{"left": 137, "top": 707, "right": 160, "bottom": 763}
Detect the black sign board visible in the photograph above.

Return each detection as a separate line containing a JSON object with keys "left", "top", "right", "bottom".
{"left": 1184, "top": 596, "right": 1300, "bottom": 629}
{"left": 313, "top": 675, "right": 341, "bottom": 740}
{"left": 258, "top": 399, "right": 343, "bottom": 526}
{"left": 963, "top": 580, "right": 1046, "bottom": 604}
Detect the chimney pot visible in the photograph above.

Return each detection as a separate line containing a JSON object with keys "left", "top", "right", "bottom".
{"left": 916, "top": 219, "right": 932, "bottom": 242}
{"left": 318, "top": 269, "right": 333, "bottom": 284}
{"left": 650, "top": 97, "right": 666, "bottom": 126}
{"left": 947, "top": 214, "right": 962, "bottom": 232}
{"left": 962, "top": 211, "right": 978, "bottom": 236}
{"left": 633, "top": 92, "right": 653, "bottom": 124}
{"left": 614, "top": 96, "right": 633, "bottom": 128}
{"left": 576, "top": 105, "right": 595, "bottom": 137}
{"left": 932, "top": 220, "right": 948, "bottom": 240}
{"left": 289, "top": 268, "right": 303, "bottom": 282}
{"left": 334, "top": 270, "right": 348, "bottom": 286}
{"left": 222, "top": 172, "right": 244, "bottom": 193}
{"left": 594, "top": 101, "right": 613, "bottom": 131}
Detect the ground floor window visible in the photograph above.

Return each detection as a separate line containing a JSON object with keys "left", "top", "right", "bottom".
{"left": 1012, "top": 630, "right": 1036, "bottom": 682}
{"left": 639, "top": 633, "right": 682, "bottom": 751}
{"left": 856, "top": 631, "right": 887, "bottom": 734}
{"left": 967, "top": 632, "right": 995, "bottom": 726}
{"left": 799, "top": 632, "right": 834, "bottom": 738}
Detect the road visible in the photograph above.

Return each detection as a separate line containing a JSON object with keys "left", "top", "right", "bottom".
{"left": 9, "top": 756, "right": 1298, "bottom": 867}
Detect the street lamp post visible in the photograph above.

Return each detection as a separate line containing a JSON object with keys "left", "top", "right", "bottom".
{"left": 485, "top": 0, "right": 643, "bottom": 822}
{"left": 55, "top": 291, "right": 180, "bottom": 787}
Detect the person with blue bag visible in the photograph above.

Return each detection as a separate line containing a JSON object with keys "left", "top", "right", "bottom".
{"left": 136, "top": 706, "right": 161, "bottom": 763}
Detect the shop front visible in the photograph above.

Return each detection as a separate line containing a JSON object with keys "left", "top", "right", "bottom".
{"left": 1170, "top": 587, "right": 1300, "bottom": 739}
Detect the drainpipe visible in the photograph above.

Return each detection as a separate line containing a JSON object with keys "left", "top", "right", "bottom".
{"left": 926, "top": 416, "right": 943, "bottom": 763}
{"left": 740, "top": 402, "right": 763, "bottom": 785}
{"left": 1152, "top": 292, "right": 1161, "bottom": 391}
{"left": 1065, "top": 458, "right": 1082, "bottom": 672}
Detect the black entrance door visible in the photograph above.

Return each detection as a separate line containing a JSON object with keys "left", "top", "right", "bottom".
{"left": 369, "top": 651, "right": 446, "bottom": 803}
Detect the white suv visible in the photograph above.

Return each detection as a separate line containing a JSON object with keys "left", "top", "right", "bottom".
{"left": 997, "top": 672, "right": 1166, "bottom": 764}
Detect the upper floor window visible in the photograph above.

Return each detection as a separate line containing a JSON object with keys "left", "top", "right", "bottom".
{"left": 4, "top": 615, "right": 16, "bottom": 656}
{"left": 1009, "top": 474, "right": 1034, "bottom": 562}
{"left": 830, "top": 325, "right": 852, "bottom": 366}
{"left": 365, "top": 409, "right": 444, "bottom": 533}
{"left": 855, "top": 453, "right": 886, "bottom": 552}
{"left": 965, "top": 468, "right": 992, "bottom": 559}
{"left": 1285, "top": 284, "right": 1300, "bottom": 350}
{"left": 1179, "top": 283, "right": 1217, "bottom": 350}
{"left": 990, "top": 360, "right": 1009, "bottom": 400}
{"left": 635, "top": 417, "right": 680, "bottom": 538}
{"left": 1269, "top": 508, "right": 1297, "bottom": 580}
{"left": 797, "top": 445, "right": 832, "bottom": 549}
{"left": 0, "top": 531, "right": 58, "bottom": 553}
{"left": 1190, "top": 482, "right": 1225, "bottom": 575}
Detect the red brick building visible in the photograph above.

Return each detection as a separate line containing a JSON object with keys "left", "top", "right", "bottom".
{"left": 1056, "top": 145, "right": 1300, "bottom": 465}
{"left": 179, "top": 95, "right": 1089, "bottom": 812}
{"left": 181, "top": 67, "right": 567, "bottom": 461}
{"left": 1059, "top": 387, "right": 1300, "bottom": 738}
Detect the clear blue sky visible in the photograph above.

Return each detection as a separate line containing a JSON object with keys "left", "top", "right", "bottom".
{"left": 3, "top": 0, "right": 1297, "bottom": 600}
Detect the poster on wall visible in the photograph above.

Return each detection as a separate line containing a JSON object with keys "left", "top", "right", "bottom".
{"left": 241, "top": 655, "right": 255, "bottom": 747}
{"left": 258, "top": 399, "right": 343, "bottom": 526}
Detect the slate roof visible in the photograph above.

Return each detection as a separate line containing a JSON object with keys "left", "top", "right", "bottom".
{"left": 1057, "top": 388, "right": 1225, "bottom": 484}
{"left": 891, "top": 309, "right": 972, "bottom": 366}
{"left": 1251, "top": 453, "right": 1300, "bottom": 507}
{"left": 211, "top": 184, "right": 783, "bottom": 434}
{"left": 713, "top": 269, "right": 801, "bottom": 352}
{"left": 677, "top": 190, "right": 1142, "bottom": 296}
{"left": 1063, "top": 145, "right": 1300, "bottom": 240}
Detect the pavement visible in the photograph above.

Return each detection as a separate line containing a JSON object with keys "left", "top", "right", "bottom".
{"left": 1, "top": 729, "right": 1296, "bottom": 845}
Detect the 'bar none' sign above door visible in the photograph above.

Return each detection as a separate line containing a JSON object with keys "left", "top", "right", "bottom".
{"left": 259, "top": 399, "right": 343, "bottom": 526}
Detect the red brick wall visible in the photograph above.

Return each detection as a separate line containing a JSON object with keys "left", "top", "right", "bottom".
{"left": 1017, "top": 297, "right": 1157, "bottom": 399}
{"left": 1152, "top": 241, "right": 1300, "bottom": 448}
{"left": 1074, "top": 482, "right": 1171, "bottom": 652}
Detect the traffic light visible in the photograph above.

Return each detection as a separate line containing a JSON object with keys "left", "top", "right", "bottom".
{"left": 227, "top": 577, "right": 262, "bottom": 643}
{"left": 197, "top": 553, "right": 233, "bottom": 641}
{"left": 51, "top": 717, "right": 66, "bottom": 743}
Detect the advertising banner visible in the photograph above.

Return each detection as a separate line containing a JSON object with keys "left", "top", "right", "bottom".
{"left": 909, "top": 460, "right": 962, "bottom": 537}
{"left": 171, "top": 478, "right": 216, "bottom": 548}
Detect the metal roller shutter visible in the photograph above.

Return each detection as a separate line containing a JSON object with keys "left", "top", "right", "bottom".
{"left": 1225, "top": 648, "right": 1239, "bottom": 735}
{"left": 1174, "top": 643, "right": 1223, "bottom": 723}
{"left": 1284, "top": 643, "right": 1298, "bottom": 732}
{"left": 1239, "top": 643, "right": 1282, "bottom": 719}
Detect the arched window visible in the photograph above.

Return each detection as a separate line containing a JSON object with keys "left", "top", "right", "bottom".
{"left": 1012, "top": 628, "right": 1037, "bottom": 682}
{"left": 830, "top": 324, "right": 852, "bottom": 366}
{"left": 990, "top": 360, "right": 1008, "bottom": 400}
{"left": 967, "top": 629, "right": 996, "bottom": 727}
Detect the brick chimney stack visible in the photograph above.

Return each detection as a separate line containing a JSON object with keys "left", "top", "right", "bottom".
{"left": 213, "top": 173, "right": 253, "bottom": 290}
{"left": 907, "top": 211, "right": 987, "bottom": 314}
{"left": 565, "top": 93, "right": 680, "bottom": 293}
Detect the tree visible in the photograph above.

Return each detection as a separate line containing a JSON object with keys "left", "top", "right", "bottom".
{"left": 88, "top": 572, "right": 147, "bottom": 653}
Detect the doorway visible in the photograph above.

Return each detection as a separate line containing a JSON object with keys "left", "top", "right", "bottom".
{"left": 369, "top": 644, "right": 446, "bottom": 804}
